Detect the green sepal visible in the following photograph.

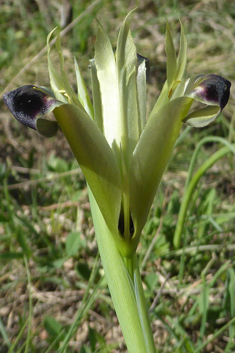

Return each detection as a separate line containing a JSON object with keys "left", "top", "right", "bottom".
{"left": 184, "top": 105, "right": 220, "bottom": 127}
{"left": 36, "top": 118, "right": 58, "bottom": 137}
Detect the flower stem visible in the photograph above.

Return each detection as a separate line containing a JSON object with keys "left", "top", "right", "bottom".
{"left": 88, "top": 187, "right": 156, "bottom": 353}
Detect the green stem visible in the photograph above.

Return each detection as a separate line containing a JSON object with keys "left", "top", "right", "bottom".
{"left": 173, "top": 145, "right": 235, "bottom": 249}
{"left": 88, "top": 187, "right": 156, "bottom": 353}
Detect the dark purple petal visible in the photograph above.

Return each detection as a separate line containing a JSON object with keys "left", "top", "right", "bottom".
{"left": 190, "top": 74, "right": 231, "bottom": 110}
{"left": 3, "top": 85, "right": 62, "bottom": 136}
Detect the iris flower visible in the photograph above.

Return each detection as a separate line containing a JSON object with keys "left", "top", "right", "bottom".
{"left": 3, "top": 15, "right": 231, "bottom": 353}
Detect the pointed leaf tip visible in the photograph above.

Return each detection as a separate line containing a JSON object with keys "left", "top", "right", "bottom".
{"left": 3, "top": 85, "right": 63, "bottom": 137}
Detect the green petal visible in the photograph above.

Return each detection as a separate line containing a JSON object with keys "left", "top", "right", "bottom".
{"left": 53, "top": 103, "right": 122, "bottom": 237}
{"left": 130, "top": 97, "right": 193, "bottom": 237}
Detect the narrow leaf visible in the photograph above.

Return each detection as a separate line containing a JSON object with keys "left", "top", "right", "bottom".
{"left": 53, "top": 104, "right": 122, "bottom": 236}
{"left": 116, "top": 16, "right": 139, "bottom": 161}
{"left": 137, "top": 58, "right": 147, "bottom": 133}
{"left": 89, "top": 58, "right": 103, "bottom": 131}
{"left": 130, "top": 97, "right": 193, "bottom": 238}
{"left": 165, "top": 21, "right": 177, "bottom": 88}
{"left": 175, "top": 22, "right": 187, "bottom": 82}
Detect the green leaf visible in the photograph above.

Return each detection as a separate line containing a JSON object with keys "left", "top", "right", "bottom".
{"left": 116, "top": 14, "right": 139, "bottom": 161}
{"left": 44, "top": 316, "right": 62, "bottom": 338}
{"left": 144, "top": 273, "right": 158, "bottom": 291}
{"left": 0, "top": 252, "right": 24, "bottom": 260}
{"left": 165, "top": 21, "right": 177, "bottom": 89}
{"left": 53, "top": 103, "right": 122, "bottom": 237}
{"left": 76, "top": 262, "right": 91, "bottom": 280}
{"left": 65, "top": 231, "right": 82, "bottom": 257}
{"left": 137, "top": 58, "right": 147, "bottom": 133}
{"left": 17, "top": 229, "right": 31, "bottom": 258}
{"left": 130, "top": 97, "right": 193, "bottom": 239}
{"left": 89, "top": 58, "right": 103, "bottom": 131}
{"left": 175, "top": 22, "right": 187, "bottom": 82}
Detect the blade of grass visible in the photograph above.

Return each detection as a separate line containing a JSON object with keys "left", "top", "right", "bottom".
{"left": 196, "top": 277, "right": 209, "bottom": 347}
{"left": 173, "top": 144, "right": 235, "bottom": 249}
{"left": 166, "top": 316, "right": 195, "bottom": 352}
{"left": 24, "top": 256, "right": 32, "bottom": 353}
{"left": 7, "top": 318, "right": 29, "bottom": 353}
{"left": 194, "top": 317, "right": 235, "bottom": 353}
{"left": 58, "top": 253, "right": 104, "bottom": 353}
{"left": 0, "top": 317, "right": 10, "bottom": 349}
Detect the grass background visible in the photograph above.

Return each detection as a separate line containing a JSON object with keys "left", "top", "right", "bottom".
{"left": 1, "top": 0, "right": 235, "bottom": 352}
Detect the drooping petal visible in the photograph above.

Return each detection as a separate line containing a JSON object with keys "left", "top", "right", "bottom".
{"left": 184, "top": 74, "right": 231, "bottom": 127}
{"left": 3, "top": 85, "right": 62, "bottom": 137}
{"left": 187, "top": 74, "right": 231, "bottom": 108}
